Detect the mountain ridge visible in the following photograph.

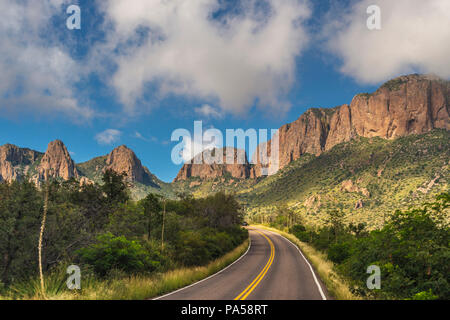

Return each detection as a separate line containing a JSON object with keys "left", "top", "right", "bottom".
{"left": 0, "top": 74, "right": 449, "bottom": 202}
{"left": 251, "top": 74, "right": 449, "bottom": 176}
{"left": 174, "top": 147, "right": 255, "bottom": 182}
{"left": 174, "top": 74, "right": 449, "bottom": 180}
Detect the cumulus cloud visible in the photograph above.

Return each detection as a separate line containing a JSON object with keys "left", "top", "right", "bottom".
{"left": 194, "top": 104, "right": 223, "bottom": 119}
{"left": 99, "top": 0, "right": 311, "bottom": 115}
{"left": 0, "top": 0, "right": 312, "bottom": 121}
{"left": 0, "top": 0, "right": 93, "bottom": 120}
{"left": 95, "top": 129, "right": 122, "bottom": 145}
{"left": 323, "top": 0, "right": 450, "bottom": 84}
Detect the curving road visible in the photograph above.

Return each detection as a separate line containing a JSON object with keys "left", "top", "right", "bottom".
{"left": 155, "top": 228, "right": 329, "bottom": 300}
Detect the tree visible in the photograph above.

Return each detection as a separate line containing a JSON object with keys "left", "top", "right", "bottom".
{"left": 141, "top": 193, "right": 162, "bottom": 239}
{"left": 101, "top": 169, "right": 129, "bottom": 206}
{"left": 348, "top": 222, "right": 367, "bottom": 237}
{"left": 69, "top": 182, "right": 109, "bottom": 233}
{"left": 326, "top": 209, "right": 345, "bottom": 242}
{"left": 0, "top": 181, "right": 41, "bottom": 285}
{"left": 200, "top": 192, "right": 243, "bottom": 229}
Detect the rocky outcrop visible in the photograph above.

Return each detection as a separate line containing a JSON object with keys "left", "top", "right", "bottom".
{"left": 0, "top": 144, "right": 43, "bottom": 182}
{"left": 105, "top": 145, "right": 155, "bottom": 185}
{"left": 416, "top": 174, "right": 441, "bottom": 194}
{"left": 254, "top": 74, "right": 449, "bottom": 177}
{"left": 341, "top": 180, "right": 370, "bottom": 197}
{"left": 0, "top": 141, "right": 160, "bottom": 189}
{"left": 174, "top": 147, "right": 254, "bottom": 182}
{"left": 304, "top": 194, "right": 322, "bottom": 210}
{"left": 355, "top": 199, "right": 364, "bottom": 210}
{"left": 79, "top": 176, "right": 94, "bottom": 186}
{"left": 38, "top": 140, "right": 78, "bottom": 180}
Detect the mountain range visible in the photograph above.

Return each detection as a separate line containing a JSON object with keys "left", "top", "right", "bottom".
{"left": 1, "top": 74, "right": 449, "bottom": 226}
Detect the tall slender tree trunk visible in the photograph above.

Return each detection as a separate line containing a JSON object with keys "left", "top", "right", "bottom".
{"left": 38, "top": 182, "right": 49, "bottom": 298}
{"left": 161, "top": 200, "right": 166, "bottom": 251}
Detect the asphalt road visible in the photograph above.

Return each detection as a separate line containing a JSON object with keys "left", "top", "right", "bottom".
{"left": 155, "top": 228, "right": 329, "bottom": 300}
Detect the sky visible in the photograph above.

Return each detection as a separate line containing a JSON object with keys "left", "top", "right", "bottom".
{"left": 0, "top": 0, "right": 449, "bottom": 182}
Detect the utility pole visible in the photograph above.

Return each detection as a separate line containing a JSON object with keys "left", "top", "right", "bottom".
{"left": 161, "top": 198, "right": 166, "bottom": 252}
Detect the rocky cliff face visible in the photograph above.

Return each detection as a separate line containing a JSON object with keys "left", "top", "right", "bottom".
{"left": 174, "top": 147, "right": 254, "bottom": 182}
{"left": 0, "top": 144, "right": 43, "bottom": 182}
{"left": 105, "top": 145, "right": 155, "bottom": 185}
{"left": 38, "top": 140, "right": 78, "bottom": 180}
{"left": 1, "top": 141, "right": 159, "bottom": 187}
{"left": 254, "top": 74, "right": 449, "bottom": 176}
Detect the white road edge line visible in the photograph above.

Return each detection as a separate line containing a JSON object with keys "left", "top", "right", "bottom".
{"left": 265, "top": 229, "right": 327, "bottom": 300}
{"left": 153, "top": 234, "right": 252, "bottom": 300}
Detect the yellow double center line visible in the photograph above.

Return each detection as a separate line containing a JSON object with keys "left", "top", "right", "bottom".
{"left": 234, "top": 230, "right": 275, "bottom": 300}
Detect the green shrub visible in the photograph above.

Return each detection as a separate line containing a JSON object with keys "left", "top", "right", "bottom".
{"left": 291, "top": 224, "right": 310, "bottom": 242}
{"left": 77, "top": 233, "right": 161, "bottom": 277}
{"left": 175, "top": 231, "right": 210, "bottom": 266}
{"left": 327, "top": 242, "right": 351, "bottom": 264}
{"left": 411, "top": 289, "right": 439, "bottom": 300}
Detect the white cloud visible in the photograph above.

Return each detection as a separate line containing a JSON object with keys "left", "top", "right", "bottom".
{"left": 323, "top": 0, "right": 450, "bottom": 83}
{"left": 99, "top": 0, "right": 311, "bottom": 115}
{"left": 0, "top": 0, "right": 312, "bottom": 121}
{"left": 95, "top": 129, "right": 122, "bottom": 145}
{"left": 134, "top": 131, "right": 157, "bottom": 143}
{"left": 0, "top": 0, "right": 93, "bottom": 120}
{"left": 194, "top": 104, "right": 223, "bottom": 119}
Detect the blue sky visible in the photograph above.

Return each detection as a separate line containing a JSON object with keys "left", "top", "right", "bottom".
{"left": 0, "top": 0, "right": 448, "bottom": 182}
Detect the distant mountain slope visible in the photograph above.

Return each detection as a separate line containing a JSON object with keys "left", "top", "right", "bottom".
{"left": 1, "top": 73, "right": 449, "bottom": 211}
{"left": 173, "top": 74, "right": 449, "bottom": 181}
{"left": 77, "top": 145, "right": 158, "bottom": 186}
{"left": 252, "top": 74, "right": 449, "bottom": 176}
{"left": 174, "top": 147, "right": 255, "bottom": 182}
{"left": 0, "top": 140, "right": 78, "bottom": 183}
{"left": 0, "top": 141, "right": 174, "bottom": 199}
{"left": 239, "top": 129, "right": 449, "bottom": 229}
{"left": 77, "top": 145, "right": 174, "bottom": 199}
{"left": 0, "top": 144, "right": 43, "bottom": 182}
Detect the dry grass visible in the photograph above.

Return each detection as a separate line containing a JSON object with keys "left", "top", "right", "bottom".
{"left": 1, "top": 240, "right": 249, "bottom": 300}
{"left": 252, "top": 225, "right": 359, "bottom": 300}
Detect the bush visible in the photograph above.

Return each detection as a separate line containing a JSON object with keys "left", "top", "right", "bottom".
{"left": 288, "top": 193, "right": 449, "bottom": 300}
{"left": 341, "top": 193, "right": 450, "bottom": 299}
{"left": 175, "top": 227, "right": 247, "bottom": 266}
{"left": 411, "top": 289, "right": 438, "bottom": 300}
{"left": 77, "top": 233, "right": 161, "bottom": 277}
{"left": 327, "top": 242, "right": 351, "bottom": 264}
{"left": 291, "top": 224, "right": 310, "bottom": 242}
{"left": 175, "top": 231, "right": 210, "bottom": 266}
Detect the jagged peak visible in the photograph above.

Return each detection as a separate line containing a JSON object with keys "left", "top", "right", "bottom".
{"left": 44, "top": 139, "right": 71, "bottom": 155}
{"left": 112, "top": 144, "right": 132, "bottom": 152}
{"left": 39, "top": 139, "right": 78, "bottom": 180}
{"left": 1, "top": 143, "right": 16, "bottom": 149}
